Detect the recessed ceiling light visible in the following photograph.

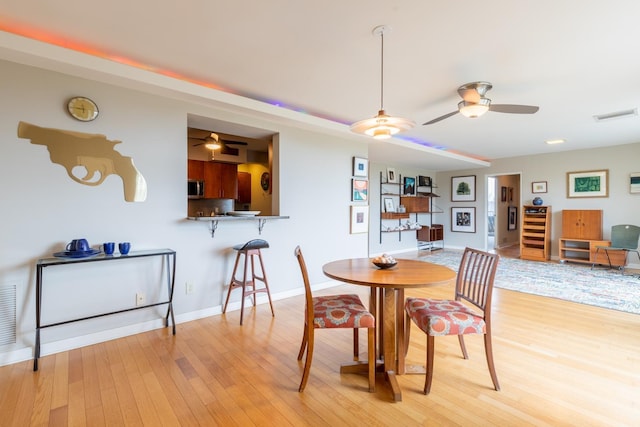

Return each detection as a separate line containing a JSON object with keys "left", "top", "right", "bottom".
{"left": 545, "top": 139, "right": 565, "bottom": 145}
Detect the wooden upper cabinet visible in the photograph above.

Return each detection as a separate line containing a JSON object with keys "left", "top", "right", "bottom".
{"left": 188, "top": 159, "right": 204, "bottom": 180}
{"left": 561, "top": 209, "right": 603, "bottom": 240}
{"left": 237, "top": 171, "right": 251, "bottom": 204}
{"left": 203, "top": 161, "right": 238, "bottom": 199}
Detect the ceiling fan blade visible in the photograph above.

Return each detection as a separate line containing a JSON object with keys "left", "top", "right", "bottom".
{"left": 223, "top": 140, "right": 248, "bottom": 146}
{"left": 489, "top": 104, "right": 539, "bottom": 114}
{"left": 423, "top": 111, "right": 459, "bottom": 125}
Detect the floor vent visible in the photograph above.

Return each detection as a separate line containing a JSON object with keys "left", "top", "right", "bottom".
{"left": 0, "top": 284, "right": 17, "bottom": 346}
{"left": 593, "top": 108, "right": 638, "bottom": 122}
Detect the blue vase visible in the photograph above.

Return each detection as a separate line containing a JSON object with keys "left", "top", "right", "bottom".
{"left": 532, "top": 197, "right": 543, "bottom": 206}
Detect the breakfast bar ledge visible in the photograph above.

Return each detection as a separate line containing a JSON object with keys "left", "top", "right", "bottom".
{"left": 187, "top": 215, "right": 290, "bottom": 237}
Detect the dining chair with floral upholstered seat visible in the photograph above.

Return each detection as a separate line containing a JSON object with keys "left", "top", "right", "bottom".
{"left": 294, "top": 246, "right": 376, "bottom": 392}
{"left": 405, "top": 247, "right": 500, "bottom": 394}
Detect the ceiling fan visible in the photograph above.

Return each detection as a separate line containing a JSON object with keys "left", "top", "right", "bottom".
{"left": 423, "top": 81, "right": 539, "bottom": 125}
{"left": 189, "top": 131, "right": 248, "bottom": 155}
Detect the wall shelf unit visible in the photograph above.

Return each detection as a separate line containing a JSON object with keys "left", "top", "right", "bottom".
{"left": 378, "top": 172, "right": 443, "bottom": 249}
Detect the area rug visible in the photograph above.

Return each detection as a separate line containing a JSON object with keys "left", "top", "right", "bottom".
{"left": 414, "top": 250, "right": 640, "bottom": 315}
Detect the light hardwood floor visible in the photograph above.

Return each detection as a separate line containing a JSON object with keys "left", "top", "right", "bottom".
{"left": 2, "top": 250, "right": 639, "bottom": 426}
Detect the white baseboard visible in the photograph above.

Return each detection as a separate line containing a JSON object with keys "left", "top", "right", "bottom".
{"left": 0, "top": 279, "right": 339, "bottom": 368}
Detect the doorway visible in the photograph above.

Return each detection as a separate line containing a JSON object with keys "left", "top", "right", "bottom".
{"left": 486, "top": 173, "right": 521, "bottom": 255}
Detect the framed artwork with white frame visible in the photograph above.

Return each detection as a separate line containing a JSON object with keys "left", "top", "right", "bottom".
{"left": 567, "top": 169, "right": 608, "bottom": 198}
{"left": 383, "top": 197, "right": 395, "bottom": 212}
{"left": 351, "top": 179, "right": 368, "bottom": 201}
{"left": 350, "top": 205, "right": 369, "bottom": 234}
{"left": 386, "top": 167, "right": 397, "bottom": 183}
{"left": 451, "top": 207, "right": 476, "bottom": 233}
{"left": 508, "top": 206, "right": 517, "bottom": 231}
{"left": 451, "top": 175, "right": 476, "bottom": 201}
{"left": 352, "top": 157, "right": 368, "bottom": 177}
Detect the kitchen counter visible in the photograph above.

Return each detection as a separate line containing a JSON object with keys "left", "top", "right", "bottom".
{"left": 187, "top": 215, "right": 290, "bottom": 237}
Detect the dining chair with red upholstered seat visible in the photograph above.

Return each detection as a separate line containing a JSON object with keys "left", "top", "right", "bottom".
{"left": 404, "top": 247, "right": 500, "bottom": 394}
{"left": 294, "top": 246, "right": 376, "bottom": 392}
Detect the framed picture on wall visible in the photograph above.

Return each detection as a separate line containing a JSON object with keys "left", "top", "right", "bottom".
{"left": 508, "top": 206, "right": 517, "bottom": 230}
{"left": 501, "top": 186, "right": 507, "bottom": 202}
{"left": 630, "top": 173, "right": 640, "bottom": 194}
{"left": 532, "top": 181, "right": 547, "bottom": 193}
{"left": 386, "top": 167, "right": 397, "bottom": 183}
{"left": 567, "top": 169, "right": 608, "bottom": 198}
{"left": 451, "top": 207, "right": 476, "bottom": 233}
{"left": 451, "top": 175, "right": 476, "bottom": 201}
{"left": 418, "top": 175, "right": 432, "bottom": 187}
{"left": 403, "top": 176, "right": 416, "bottom": 195}
{"left": 350, "top": 205, "right": 369, "bottom": 234}
{"left": 353, "top": 157, "right": 368, "bottom": 177}
{"left": 384, "top": 197, "right": 395, "bottom": 212}
{"left": 351, "top": 179, "right": 368, "bottom": 201}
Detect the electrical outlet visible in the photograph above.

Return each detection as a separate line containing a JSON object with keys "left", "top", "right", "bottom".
{"left": 136, "top": 292, "right": 145, "bottom": 306}
{"left": 185, "top": 282, "right": 194, "bottom": 295}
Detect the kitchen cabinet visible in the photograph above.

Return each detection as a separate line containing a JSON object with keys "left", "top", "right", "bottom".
{"left": 187, "top": 159, "right": 204, "bottom": 180}
{"left": 204, "top": 161, "right": 238, "bottom": 199}
{"left": 237, "top": 171, "right": 251, "bottom": 203}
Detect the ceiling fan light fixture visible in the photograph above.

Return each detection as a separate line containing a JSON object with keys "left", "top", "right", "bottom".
{"left": 350, "top": 25, "right": 415, "bottom": 139}
{"left": 458, "top": 99, "right": 491, "bottom": 118}
{"left": 204, "top": 132, "right": 221, "bottom": 150}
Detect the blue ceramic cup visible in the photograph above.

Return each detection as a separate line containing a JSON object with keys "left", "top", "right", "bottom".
{"left": 103, "top": 242, "right": 115, "bottom": 255}
{"left": 66, "top": 238, "right": 90, "bottom": 252}
{"left": 118, "top": 242, "right": 131, "bottom": 255}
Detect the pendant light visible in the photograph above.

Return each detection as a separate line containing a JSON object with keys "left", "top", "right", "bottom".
{"left": 350, "top": 25, "right": 415, "bottom": 139}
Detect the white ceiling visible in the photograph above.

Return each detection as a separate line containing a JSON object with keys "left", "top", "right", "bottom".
{"left": 2, "top": 1, "right": 640, "bottom": 170}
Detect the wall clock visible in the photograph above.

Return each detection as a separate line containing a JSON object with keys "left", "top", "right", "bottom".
{"left": 67, "top": 96, "right": 99, "bottom": 121}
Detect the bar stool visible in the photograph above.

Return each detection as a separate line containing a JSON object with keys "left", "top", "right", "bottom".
{"left": 222, "top": 239, "right": 275, "bottom": 325}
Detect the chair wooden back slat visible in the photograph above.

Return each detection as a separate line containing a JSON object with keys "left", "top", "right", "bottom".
{"left": 455, "top": 248, "right": 499, "bottom": 313}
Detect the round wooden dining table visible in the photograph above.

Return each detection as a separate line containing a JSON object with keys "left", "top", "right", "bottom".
{"left": 323, "top": 258, "right": 456, "bottom": 401}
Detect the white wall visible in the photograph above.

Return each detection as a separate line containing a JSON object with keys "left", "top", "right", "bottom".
{"left": 0, "top": 59, "right": 368, "bottom": 364}
{"left": 436, "top": 144, "right": 640, "bottom": 256}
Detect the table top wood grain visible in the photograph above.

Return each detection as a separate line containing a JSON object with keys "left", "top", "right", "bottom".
{"left": 322, "top": 258, "right": 456, "bottom": 289}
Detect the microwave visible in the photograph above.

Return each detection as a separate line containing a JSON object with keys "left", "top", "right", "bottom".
{"left": 188, "top": 180, "right": 204, "bottom": 199}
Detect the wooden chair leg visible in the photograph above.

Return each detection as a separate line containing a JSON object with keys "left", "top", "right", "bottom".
{"left": 458, "top": 334, "right": 469, "bottom": 359}
{"left": 255, "top": 251, "right": 275, "bottom": 316}
{"left": 484, "top": 333, "right": 501, "bottom": 391}
{"left": 367, "top": 327, "right": 376, "bottom": 392}
{"left": 404, "top": 310, "right": 411, "bottom": 357}
{"left": 424, "top": 334, "right": 435, "bottom": 395}
{"left": 297, "top": 323, "right": 308, "bottom": 360}
{"left": 352, "top": 328, "right": 359, "bottom": 360}
{"left": 222, "top": 251, "right": 242, "bottom": 314}
{"left": 239, "top": 253, "right": 249, "bottom": 325}
{"left": 298, "top": 328, "right": 314, "bottom": 392}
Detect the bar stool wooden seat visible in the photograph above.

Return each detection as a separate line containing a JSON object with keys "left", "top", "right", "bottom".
{"left": 222, "top": 239, "right": 275, "bottom": 325}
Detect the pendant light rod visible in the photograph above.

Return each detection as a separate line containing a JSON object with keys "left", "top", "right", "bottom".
{"left": 350, "top": 25, "right": 415, "bottom": 139}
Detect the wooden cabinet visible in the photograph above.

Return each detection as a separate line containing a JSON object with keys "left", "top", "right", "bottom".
{"left": 559, "top": 209, "right": 624, "bottom": 265}
{"left": 237, "top": 171, "right": 251, "bottom": 203}
{"left": 187, "top": 159, "right": 204, "bottom": 180}
{"left": 520, "top": 205, "right": 551, "bottom": 261}
{"left": 559, "top": 238, "right": 626, "bottom": 266}
{"left": 400, "top": 196, "right": 431, "bottom": 213}
{"left": 203, "top": 162, "right": 238, "bottom": 199}
{"left": 562, "top": 210, "right": 602, "bottom": 240}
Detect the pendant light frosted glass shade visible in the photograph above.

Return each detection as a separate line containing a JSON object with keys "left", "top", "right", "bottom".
{"left": 350, "top": 25, "right": 415, "bottom": 139}
{"left": 350, "top": 109, "right": 416, "bottom": 140}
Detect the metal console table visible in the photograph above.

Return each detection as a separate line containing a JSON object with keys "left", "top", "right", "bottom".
{"left": 34, "top": 248, "right": 176, "bottom": 371}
